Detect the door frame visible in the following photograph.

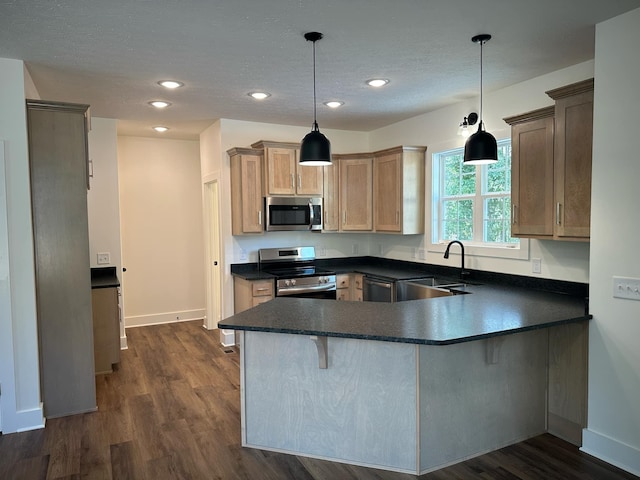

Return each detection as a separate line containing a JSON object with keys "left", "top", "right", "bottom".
{"left": 203, "top": 174, "right": 223, "bottom": 331}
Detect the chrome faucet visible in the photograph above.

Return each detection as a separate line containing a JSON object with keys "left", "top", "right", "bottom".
{"left": 444, "top": 240, "right": 469, "bottom": 280}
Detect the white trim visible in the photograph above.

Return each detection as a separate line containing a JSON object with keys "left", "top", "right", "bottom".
{"left": 581, "top": 429, "right": 640, "bottom": 477}
{"left": 124, "top": 308, "right": 205, "bottom": 328}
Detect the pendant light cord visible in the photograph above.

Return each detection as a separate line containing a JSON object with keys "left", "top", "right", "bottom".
{"left": 479, "top": 38, "right": 483, "bottom": 129}
{"left": 312, "top": 38, "right": 318, "bottom": 131}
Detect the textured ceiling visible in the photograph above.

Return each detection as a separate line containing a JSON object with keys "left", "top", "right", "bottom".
{"left": 1, "top": 0, "right": 638, "bottom": 139}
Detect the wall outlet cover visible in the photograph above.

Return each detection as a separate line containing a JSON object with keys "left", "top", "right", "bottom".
{"left": 97, "top": 252, "right": 110, "bottom": 265}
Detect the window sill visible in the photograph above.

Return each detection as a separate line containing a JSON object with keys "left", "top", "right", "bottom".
{"left": 428, "top": 239, "right": 530, "bottom": 260}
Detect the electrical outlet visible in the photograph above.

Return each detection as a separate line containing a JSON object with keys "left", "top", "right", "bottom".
{"left": 97, "top": 252, "right": 110, "bottom": 265}
{"left": 378, "top": 244, "right": 384, "bottom": 255}
{"left": 317, "top": 245, "right": 327, "bottom": 257}
{"left": 352, "top": 244, "right": 359, "bottom": 255}
{"left": 532, "top": 258, "right": 541, "bottom": 274}
{"left": 613, "top": 276, "right": 640, "bottom": 300}
{"left": 418, "top": 248, "right": 426, "bottom": 260}
{"left": 239, "top": 249, "right": 247, "bottom": 261}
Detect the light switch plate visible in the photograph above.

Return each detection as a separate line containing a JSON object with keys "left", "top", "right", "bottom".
{"left": 97, "top": 252, "right": 110, "bottom": 265}
{"left": 613, "top": 276, "right": 640, "bottom": 300}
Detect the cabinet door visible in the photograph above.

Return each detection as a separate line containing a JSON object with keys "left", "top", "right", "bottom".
{"left": 554, "top": 89, "right": 593, "bottom": 239}
{"left": 511, "top": 116, "right": 555, "bottom": 237}
{"left": 340, "top": 158, "right": 373, "bottom": 231}
{"left": 265, "top": 147, "right": 296, "bottom": 195}
{"left": 374, "top": 153, "right": 402, "bottom": 232}
{"left": 230, "top": 151, "right": 264, "bottom": 234}
{"left": 322, "top": 162, "right": 340, "bottom": 231}
{"left": 297, "top": 158, "right": 324, "bottom": 195}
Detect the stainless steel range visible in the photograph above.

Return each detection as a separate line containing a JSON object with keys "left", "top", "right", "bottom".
{"left": 259, "top": 246, "right": 336, "bottom": 299}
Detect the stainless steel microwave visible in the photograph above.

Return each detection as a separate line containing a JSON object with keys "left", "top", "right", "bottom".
{"left": 264, "top": 197, "right": 323, "bottom": 231}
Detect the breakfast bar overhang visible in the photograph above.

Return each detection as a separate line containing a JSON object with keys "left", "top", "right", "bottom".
{"left": 219, "top": 284, "right": 590, "bottom": 475}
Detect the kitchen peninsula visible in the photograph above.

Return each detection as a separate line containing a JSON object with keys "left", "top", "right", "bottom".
{"left": 219, "top": 281, "right": 590, "bottom": 475}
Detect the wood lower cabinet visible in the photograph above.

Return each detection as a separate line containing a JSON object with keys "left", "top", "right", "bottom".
{"left": 92, "top": 287, "right": 120, "bottom": 374}
{"left": 335, "top": 273, "right": 363, "bottom": 301}
{"left": 229, "top": 148, "right": 264, "bottom": 235}
{"left": 234, "top": 277, "right": 274, "bottom": 313}
{"left": 252, "top": 140, "right": 323, "bottom": 196}
{"left": 505, "top": 78, "right": 593, "bottom": 241}
{"left": 338, "top": 154, "right": 373, "bottom": 231}
{"left": 28, "top": 99, "right": 96, "bottom": 417}
{"left": 373, "top": 146, "right": 426, "bottom": 234}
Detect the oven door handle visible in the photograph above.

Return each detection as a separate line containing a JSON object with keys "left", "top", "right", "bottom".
{"left": 278, "top": 283, "right": 337, "bottom": 296}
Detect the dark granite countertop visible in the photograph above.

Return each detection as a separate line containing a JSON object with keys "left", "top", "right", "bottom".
{"left": 219, "top": 282, "right": 591, "bottom": 345}
{"left": 91, "top": 267, "right": 120, "bottom": 289}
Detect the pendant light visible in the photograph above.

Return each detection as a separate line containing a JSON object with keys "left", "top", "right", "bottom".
{"left": 464, "top": 34, "right": 498, "bottom": 165}
{"left": 299, "top": 32, "right": 332, "bottom": 165}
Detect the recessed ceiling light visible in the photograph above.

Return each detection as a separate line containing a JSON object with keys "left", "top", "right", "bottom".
{"left": 366, "top": 78, "right": 390, "bottom": 88}
{"left": 248, "top": 92, "right": 271, "bottom": 100}
{"left": 158, "top": 80, "right": 184, "bottom": 89}
{"left": 152, "top": 126, "right": 169, "bottom": 132}
{"left": 324, "top": 101, "right": 344, "bottom": 108}
{"left": 148, "top": 100, "right": 171, "bottom": 109}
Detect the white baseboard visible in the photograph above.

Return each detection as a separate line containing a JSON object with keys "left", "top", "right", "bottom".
{"left": 220, "top": 329, "right": 235, "bottom": 347}
{"left": 581, "top": 428, "right": 640, "bottom": 477}
{"left": 124, "top": 308, "right": 205, "bottom": 328}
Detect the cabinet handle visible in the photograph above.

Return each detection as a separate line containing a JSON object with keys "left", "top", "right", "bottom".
{"left": 258, "top": 211, "right": 262, "bottom": 225}
{"left": 255, "top": 287, "right": 269, "bottom": 292}
{"left": 512, "top": 205, "right": 517, "bottom": 224}
{"left": 396, "top": 211, "right": 399, "bottom": 224}
{"left": 343, "top": 211, "right": 346, "bottom": 225}
{"left": 291, "top": 174, "right": 294, "bottom": 189}
{"left": 556, "top": 203, "right": 562, "bottom": 225}
{"left": 298, "top": 174, "right": 302, "bottom": 189}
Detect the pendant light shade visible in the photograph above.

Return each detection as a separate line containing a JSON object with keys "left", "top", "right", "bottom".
{"left": 300, "top": 32, "right": 331, "bottom": 165}
{"left": 464, "top": 34, "right": 498, "bottom": 165}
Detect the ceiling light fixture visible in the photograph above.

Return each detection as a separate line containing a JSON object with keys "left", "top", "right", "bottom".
{"left": 324, "top": 101, "right": 344, "bottom": 108}
{"left": 464, "top": 34, "right": 498, "bottom": 164}
{"left": 366, "top": 78, "right": 389, "bottom": 88}
{"left": 148, "top": 100, "right": 171, "bottom": 109}
{"left": 152, "top": 126, "right": 169, "bottom": 132}
{"left": 158, "top": 80, "right": 184, "bottom": 89}
{"left": 248, "top": 92, "right": 271, "bottom": 100}
{"left": 458, "top": 112, "right": 478, "bottom": 138}
{"left": 299, "top": 31, "right": 331, "bottom": 166}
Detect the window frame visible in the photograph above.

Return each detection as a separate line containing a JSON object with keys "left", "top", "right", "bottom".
{"left": 428, "top": 132, "right": 529, "bottom": 261}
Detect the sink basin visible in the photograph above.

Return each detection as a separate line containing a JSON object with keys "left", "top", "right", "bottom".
{"left": 395, "top": 278, "right": 471, "bottom": 302}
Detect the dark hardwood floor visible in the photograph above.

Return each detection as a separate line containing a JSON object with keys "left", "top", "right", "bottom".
{"left": 1, "top": 320, "right": 637, "bottom": 480}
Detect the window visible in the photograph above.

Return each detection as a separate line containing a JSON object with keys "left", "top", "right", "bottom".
{"left": 432, "top": 139, "right": 518, "bottom": 247}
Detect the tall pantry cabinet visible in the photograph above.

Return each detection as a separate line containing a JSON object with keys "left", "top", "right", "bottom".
{"left": 27, "top": 100, "right": 96, "bottom": 418}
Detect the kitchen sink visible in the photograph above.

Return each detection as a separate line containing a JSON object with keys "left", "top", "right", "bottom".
{"left": 395, "top": 278, "right": 471, "bottom": 302}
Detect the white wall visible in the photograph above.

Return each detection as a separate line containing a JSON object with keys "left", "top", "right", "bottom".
{"left": 118, "top": 136, "right": 206, "bottom": 327}
{"left": 582, "top": 8, "right": 640, "bottom": 476}
{"left": 0, "top": 58, "right": 44, "bottom": 433}
{"left": 87, "top": 118, "right": 126, "bottom": 345}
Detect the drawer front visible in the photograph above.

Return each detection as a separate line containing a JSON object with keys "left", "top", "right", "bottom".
{"left": 252, "top": 280, "right": 274, "bottom": 297}
{"left": 337, "top": 274, "right": 350, "bottom": 289}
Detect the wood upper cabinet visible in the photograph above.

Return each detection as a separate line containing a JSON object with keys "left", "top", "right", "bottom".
{"left": 505, "top": 107, "right": 555, "bottom": 238}
{"left": 229, "top": 147, "right": 264, "bottom": 235}
{"left": 252, "top": 140, "right": 323, "bottom": 196}
{"left": 323, "top": 161, "right": 340, "bottom": 231}
{"left": 337, "top": 154, "right": 373, "bottom": 231}
{"left": 546, "top": 79, "right": 594, "bottom": 240}
{"left": 373, "top": 146, "right": 426, "bottom": 234}
{"left": 505, "top": 78, "right": 593, "bottom": 241}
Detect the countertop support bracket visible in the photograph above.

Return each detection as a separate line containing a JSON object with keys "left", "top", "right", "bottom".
{"left": 310, "top": 335, "right": 328, "bottom": 369}
{"left": 486, "top": 336, "right": 504, "bottom": 364}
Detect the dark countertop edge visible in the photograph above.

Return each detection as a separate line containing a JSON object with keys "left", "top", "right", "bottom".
{"left": 230, "top": 256, "right": 589, "bottom": 298}
{"left": 91, "top": 266, "right": 120, "bottom": 289}
{"left": 218, "top": 314, "right": 592, "bottom": 346}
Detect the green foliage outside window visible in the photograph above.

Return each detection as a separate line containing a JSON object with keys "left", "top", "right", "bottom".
{"left": 436, "top": 140, "right": 518, "bottom": 245}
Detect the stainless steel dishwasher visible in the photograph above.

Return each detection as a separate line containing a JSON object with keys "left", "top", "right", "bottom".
{"left": 362, "top": 276, "right": 395, "bottom": 302}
